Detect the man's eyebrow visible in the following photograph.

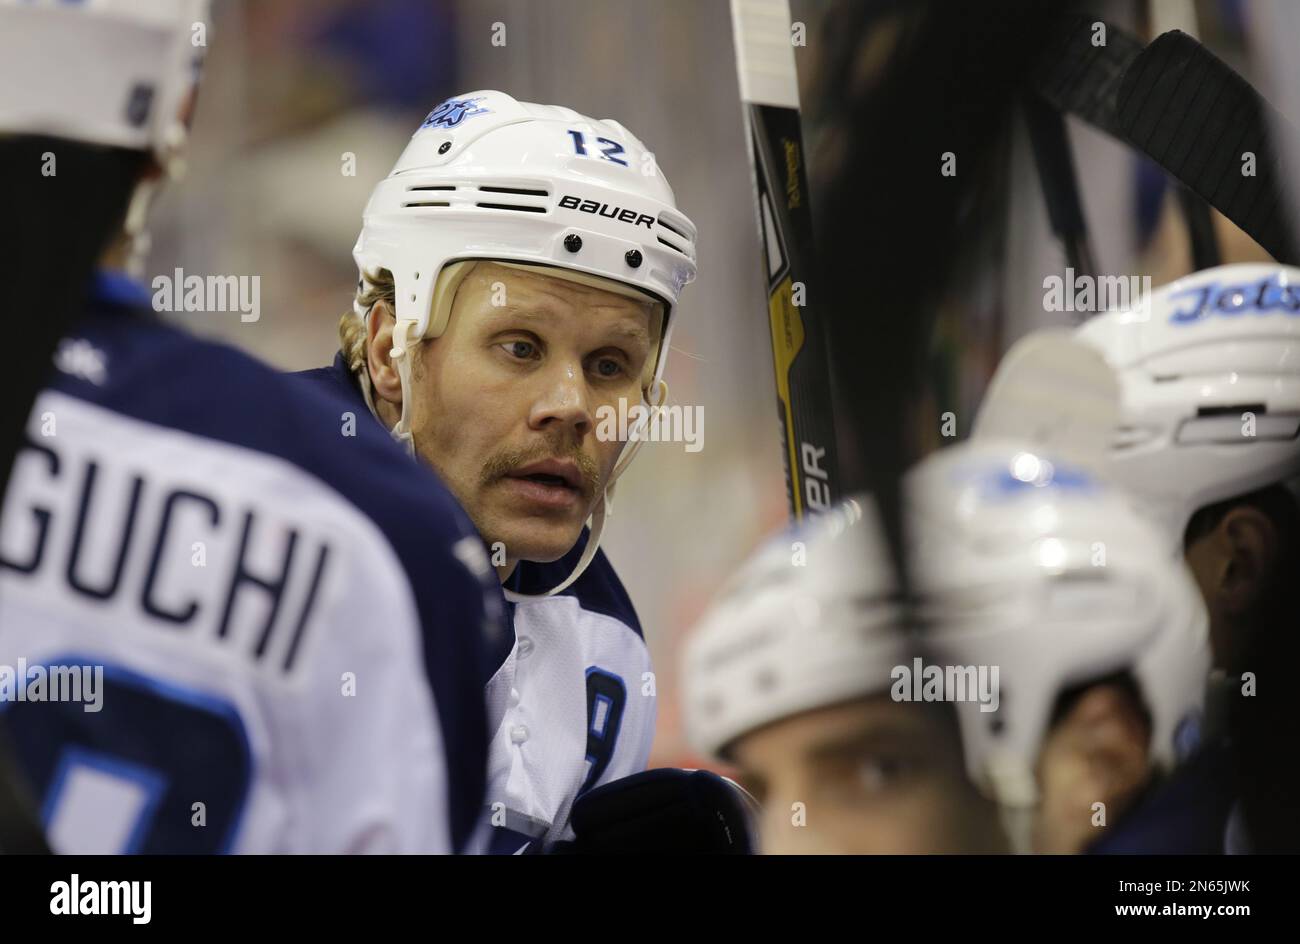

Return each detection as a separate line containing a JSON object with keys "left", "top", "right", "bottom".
{"left": 483, "top": 304, "right": 653, "bottom": 346}
{"left": 601, "top": 321, "right": 652, "bottom": 346}
{"left": 805, "top": 724, "right": 922, "bottom": 764}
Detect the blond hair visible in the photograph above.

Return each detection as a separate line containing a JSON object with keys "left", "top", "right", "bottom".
{"left": 339, "top": 267, "right": 395, "bottom": 378}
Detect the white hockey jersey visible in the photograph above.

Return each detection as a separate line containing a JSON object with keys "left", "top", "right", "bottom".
{"left": 482, "top": 536, "right": 655, "bottom": 853}
{"left": 0, "top": 273, "right": 503, "bottom": 854}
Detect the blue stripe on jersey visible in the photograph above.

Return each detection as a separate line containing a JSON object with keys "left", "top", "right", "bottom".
{"left": 45, "top": 275, "right": 498, "bottom": 852}
{"left": 293, "top": 357, "right": 646, "bottom": 653}
{"left": 92, "top": 270, "right": 153, "bottom": 310}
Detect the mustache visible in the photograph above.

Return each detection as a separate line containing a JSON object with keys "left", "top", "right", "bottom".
{"left": 480, "top": 440, "right": 601, "bottom": 494}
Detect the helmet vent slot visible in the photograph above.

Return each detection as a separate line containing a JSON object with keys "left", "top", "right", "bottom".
{"left": 658, "top": 216, "right": 689, "bottom": 239}
{"left": 479, "top": 185, "right": 549, "bottom": 197}
{"left": 1196, "top": 403, "right": 1266, "bottom": 417}
{"left": 475, "top": 202, "right": 547, "bottom": 213}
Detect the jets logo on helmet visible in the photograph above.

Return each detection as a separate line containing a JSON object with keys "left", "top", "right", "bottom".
{"left": 420, "top": 96, "right": 491, "bottom": 130}
{"left": 1167, "top": 271, "right": 1300, "bottom": 324}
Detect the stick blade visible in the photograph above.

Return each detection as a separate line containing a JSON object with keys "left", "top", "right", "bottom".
{"left": 1117, "top": 28, "right": 1298, "bottom": 263}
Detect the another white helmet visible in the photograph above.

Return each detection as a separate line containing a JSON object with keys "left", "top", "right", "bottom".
{"left": 1075, "top": 263, "right": 1300, "bottom": 549}
{"left": 352, "top": 90, "right": 699, "bottom": 600}
{"left": 907, "top": 439, "right": 1209, "bottom": 824}
{"left": 682, "top": 495, "right": 906, "bottom": 760}
{"left": 0, "top": 0, "right": 208, "bottom": 170}
{"left": 972, "top": 330, "right": 1121, "bottom": 474}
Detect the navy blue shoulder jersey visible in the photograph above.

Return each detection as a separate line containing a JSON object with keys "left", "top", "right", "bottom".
{"left": 0, "top": 273, "right": 503, "bottom": 853}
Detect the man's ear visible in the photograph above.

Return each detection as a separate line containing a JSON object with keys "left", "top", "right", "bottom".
{"left": 1217, "top": 505, "right": 1279, "bottom": 615}
{"left": 366, "top": 301, "right": 403, "bottom": 405}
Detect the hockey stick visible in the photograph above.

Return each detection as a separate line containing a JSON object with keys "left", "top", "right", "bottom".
{"left": 731, "top": 0, "right": 839, "bottom": 520}
{"left": 1149, "top": 0, "right": 1222, "bottom": 272}
{"left": 1023, "top": 93, "right": 1098, "bottom": 293}
{"left": 1031, "top": 17, "right": 1297, "bottom": 264}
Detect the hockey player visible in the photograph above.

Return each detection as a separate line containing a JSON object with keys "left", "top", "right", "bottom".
{"left": 1074, "top": 263, "right": 1300, "bottom": 851}
{"left": 1075, "top": 264, "right": 1299, "bottom": 674}
{"left": 683, "top": 496, "right": 1008, "bottom": 854}
{"left": 0, "top": 0, "right": 501, "bottom": 853}
{"left": 684, "top": 441, "right": 1210, "bottom": 854}
{"left": 906, "top": 438, "right": 1211, "bottom": 853}
{"left": 296, "top": 91, "right": 698, "bottom": 851}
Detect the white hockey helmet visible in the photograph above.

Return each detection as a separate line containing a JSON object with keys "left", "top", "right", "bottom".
{"left": 1075, "top": 263, "right": 1300, "bottom": 549}
{"left": 0, "top": 0, "right": 208, "bottom": 171}
{"left": 351, "top": 90, "right": 698, "bottom": 600}
{"left": 972, "top": 330, "right": 1121, "bottom": 474}
{"left": 682, "top": 495, "right": 907, "bottom": 760}
{"left": 907, "top": 439, "right": 1209, "bottom": 820}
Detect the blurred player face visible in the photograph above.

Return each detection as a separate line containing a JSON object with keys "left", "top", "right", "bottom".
{"left": 730, "top": 695, "right": 1008, "bottom": 854}
{"left": 1032, "top": 681, "right": 1152, "bottom": 854}
{"left": 380, "top": 262, "right": 658, "bottom": 574}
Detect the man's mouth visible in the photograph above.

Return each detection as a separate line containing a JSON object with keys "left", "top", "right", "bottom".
{"left": 502, "top": 458, "right": 587, "bottom": 509}
{"left": 509, "top": 459, "right": 584, "bottom": 490}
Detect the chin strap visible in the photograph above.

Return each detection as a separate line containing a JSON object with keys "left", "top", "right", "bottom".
{"left": 503, "top": 378, "right": 669, "bottom": 602}
{"left": 998, "top": 804, "right": 1036, "bottom": 856}
{"left": 119, "top": 141, "right": 190, "bottom": 280}
{"left": 985, "top": 754, "right": 1038, "bottom": 854}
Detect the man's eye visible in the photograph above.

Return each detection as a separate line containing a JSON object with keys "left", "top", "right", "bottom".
{"left": 501, "top": 340, "right": 537, "bottom": 360}
{"left": 857, "top": 755, "right": 916, "bottom": 793}
{"left": 593, "top": 357, "right": 626, "bottom": 378}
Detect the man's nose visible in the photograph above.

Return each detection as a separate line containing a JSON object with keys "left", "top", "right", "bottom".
{"left": 527, "top": 360, "right": 593, "bottom": 437}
